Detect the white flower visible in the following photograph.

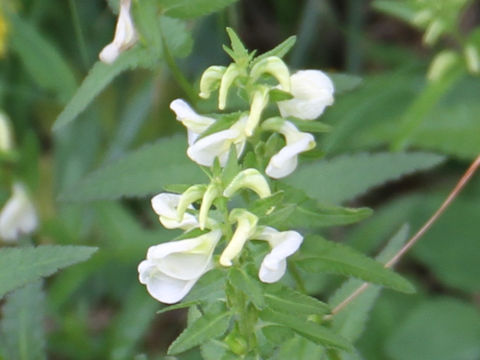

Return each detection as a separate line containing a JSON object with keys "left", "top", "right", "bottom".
{"left": 0, "top": 183, "right": 38, "bottom": 242}
{"left": 277, "top": 70, "right": 334, "bottom": 120}
{"left": 263, "top": 119, "right": 316, "bottom": 179}
{"left": 199, "top": 66, "right": 227, "bottom": 99}
{"left": 219, "top": 209, "right": 258, "bottom": 267}
{"left": 151, "top": 193, "right": 198, "bottom": 230}
{"left": 170, "top": 99, "right": 216, "bottom": 146}
{"left": 99, "top": 0, "right": 137, "bottom": 64}
{"left": 187, "top": 116, "right": 248, "bottom": 167}
{"left": 223, "top": 168, "right": 271, "bottom": 199}
{"left": 0, "top": 112, "right": 13, "bottom": 152}
{"left": 255, "top": 226, "right": 303, "bottom": 283}
{"left": 138, "top": 229, "right": 222, "bottom": 304}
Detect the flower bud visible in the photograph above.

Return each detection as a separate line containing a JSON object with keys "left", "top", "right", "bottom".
{"left": 427, "top": 50, "right": 459, "bottom": 82}
{"left": 219, "top": 209, "right": 258, "bottom": 266}
{"left": 99, "top": 0, "right": 137, "bottom": 64}
{"left": 0, "top": 111, "right": 13, "bottom": 152}
{"left": 199, "top": 66, "right": 227, "bottom": 99}
{"left": 250, "top": 56, "right": 291, "bottom": 92}
{"left": 223, "top": 169, "right": 271, "bottom": 199}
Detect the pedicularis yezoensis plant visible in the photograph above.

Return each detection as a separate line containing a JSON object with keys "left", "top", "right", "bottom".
{"left": 135, "top": 29, "right": 416, "bottom": 358}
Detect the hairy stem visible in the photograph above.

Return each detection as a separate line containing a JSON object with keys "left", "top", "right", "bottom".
{"left": 326, "top": 154, "right": 480, "bottom": 318}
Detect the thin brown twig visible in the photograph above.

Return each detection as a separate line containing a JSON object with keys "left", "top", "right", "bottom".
{"left": 325, "top": 154, "right": 480, "bottom": 319}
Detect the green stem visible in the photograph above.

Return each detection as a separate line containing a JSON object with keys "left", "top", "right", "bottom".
{"left": 68, "top": 0, "right": 89, "bottom": 69}
{"left": 289, "top": 262, "right": 307, "bottom": 294}
{"left": 159, "top": 26, "right": 197, "bottom": 104}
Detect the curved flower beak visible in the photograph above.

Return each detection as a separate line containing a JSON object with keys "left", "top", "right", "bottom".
{"left": 151, "top": 193, "right": 198, "bottom": 230}
{"left": 246, "top": 86, "right": 270, "bottom": 137}
{"left": 187, "top": 116, "right": 248, "bottom": 167}
{"left": 223, "top": 168, "right": 271, "bottom": 199}
{"left": 254, "top": 226, "right": 303, "bottom": 283}
{"left": 277, "top": 70, "right": 334, "bottom": 120}
{"left": 0, "top": 111, "right": 13, "bottom": 152}
{"left": 263, "top": 119, "right": 316, "bottom": 179}
{"left": 218, "top": 63, "right": 243, "bottom": 110}
{"left": 219, "top": 209, "right": 258, "bottom": 266}
{"left": 0, "top": 182, "right": 38, "bottom": 242}
{"left": 138, "top": 229, "right": 222, "bottom": 303}
{"left": 250, "top": 56, "right": 291, "bottom": 92}
{"left": 199, "top": 66, "right": 227, "bottom": 99}
{"left": 99, "top": 0, "right": 137, "bottom": 64}
{"left": 170, "top": 99, "right": 216, "bottom": 146}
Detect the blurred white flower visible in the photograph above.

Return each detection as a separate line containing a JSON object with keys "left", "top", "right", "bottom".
{"left": 219, "top": 209, "right": 258, "bottom": 267}
{"left": 0, "top": 183, "right": 38, "bottom": 242}
{"left": 151, "top": 193, "right": 198, "bottom": 230}
{"left": 138, "top": 229, "right": 222, "bottom": 304}
{"left": 263, "top": 119, "right": 315, "bottom": 179}
{"left": 99, "top": 0, "right": 137, "bottom": 64}
{"left": 277, "top": 70, "right": 334, "bottom": 120}
{"left": 0, "top": 111, "right": 13, "bottom": 152}
{"left": 255, "top": 226, "right": 303, "bottom": 283}
{"left": 170, "top": 99, "right": 216, "bottom": 146}
{"left": 187, "top": 116, "right": 248, "bottom": 167}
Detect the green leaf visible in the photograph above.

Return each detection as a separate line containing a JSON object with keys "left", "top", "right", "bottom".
{"left": 296, "top": 235, "right": 414, "bottom": 293}
{"left": 252, "top": 36, "right": 297, "bottom": 65}
{"left": 201, "top": 340, "right": 230, "bottom": 360}
{"left": 329, "top": 225, "right": 410, "bottom": 345}
{"left": 156, "top": 301, "right": 200, "bottom": 314}
{"left": 287, "top": 118, "right": 332, "bottom": 133}
{"left": 53, "top": 48, "right": 155, "bottom": 131}
{"left": 160, "top": 0, "right": 239, "bottom": 19}
{"left": 0, "top": 246, "right": 97, "bottom": 299}
{"left": 275, "top": 336, "right": 326, "bottom": 360}
{"left": 7, "top": 12, "right": 76, "bottom": 101}
{"left": 385, "top": 299, "right": 480, "bottom": 360}
{"left": 264, "top": 285, "right": 329, "bottom": 316}
{"left": 183, "top": 269, "right": 226, "bottom": 303}
{"left": 167, "top": 307, "right": 232, "bottom": 355}
{"left": 260, "top": 309, "right": 353, "bottom": 352}
{"left": 328, "top": 73, "right": 363, "bottom": 94}
{"left": 286, "top": 152, "right": 444, "bottom": 204}
{"left": 60, "top": 136, "right": 204, "bottom": 202}
{"left": 228, "top": 268, "right": 265, "bottom": 309}
{"left": 226, "top": 27, "right": 249, "bottom": 60}
{"left": 0, "top": 281, "right": 46, "bottom": 360}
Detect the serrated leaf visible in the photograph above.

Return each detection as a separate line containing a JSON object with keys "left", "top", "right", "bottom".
{"left": 0, "top": 281, "right": 46, "bottom": 360}
{"left": 252, "top": 36, "right": 297, "bottom": 65}
{"left": 160, "top": 0, "right": 239, "bottom": 19}
{"left": 7, "top": 12, "right": 76, "bottom": 102}
{"left": 329, "top": 225, "right": 410, "bottom": 347}
{"left": 226, "top": 27, "right": 249, "bottom": 60}
{"left": 296, "top": 235, "right": 414, "bottom": 293}
{"left": 228, "top": 268, "right": 265, "bottom": 309}
{"left": 0, "top": 246, "right": 97, "bottom": 299}
{"left": 260, "top": 309, "right": 353, "bottom": 352}
{"left": 286, "top": 152, "right": 444, "bottom": 204}
{"left": 167, "top": 307, "right": 232, "bottom": 355}
{"left": 264, "top": 285, "right": 329, "bottom": 316}
{"left": 59, "top": 136, "right": 204, "bottom": 202}
{"left": 53, "top": 47, "right": 155, "bottom": 130}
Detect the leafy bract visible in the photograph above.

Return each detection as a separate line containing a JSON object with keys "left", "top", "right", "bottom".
{"left": 296, "top": 235, "right": 414, "bottom": 293}
{"left": 0, "top": 246, "right": 97, "bottom": 299}
{"left": 0, "top": 281, "right": 46, "bottom": 360}
{"left": 60, "top": 136, "right": 205, "bottom": 202}
{"left": 285, "top": 152, "right": 444, "bottom": 204}
{"left": 159, "top": 0, "right": 239, "bottom": 19}
{"left": 167, "top": 307, "right": 232, "bottom": 355}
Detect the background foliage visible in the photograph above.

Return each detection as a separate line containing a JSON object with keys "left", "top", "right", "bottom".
{"left": 0, "top": 0, "right": 479, "bottom": 359}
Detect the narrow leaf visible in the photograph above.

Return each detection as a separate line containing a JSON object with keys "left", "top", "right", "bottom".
{"left": 168, "top": 308, "right": 231, "bottom": 355}
{"left": 228, "top": 268, "right": 265, "bottom": 309}
{"left": 260, "top": 309, "right": 353, "bottom": 352}
{"left": 59, "top": 136, "right": 204, "bottom": 202}
{"left": 297, "top": 235, "right": 414, "bottom": 293}
{"left": 0, "top": 246, "right": 97, "bottom": 299}
{"left": 160, "top": 0, "right": 239, "bottom": 19}
{"left": 286, "top": 152, "right": 444, "bottom": 204}
{"left": 253, "top": 36, "right": 297, "bottom": 65}
{"left": 265, "top": 285, "right": 329, "bottom": 316}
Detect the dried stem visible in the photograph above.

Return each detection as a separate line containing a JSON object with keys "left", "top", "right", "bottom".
{"left": 326, "top": 154, "right": 480, "bottom": 319}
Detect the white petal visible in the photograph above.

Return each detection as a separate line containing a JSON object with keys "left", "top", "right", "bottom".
{"left": 138, "top": 260, "right": 199, "bottom": 304}
{"left": 0, "top": 183, "right": 38, "bottom": 242}
{"left": 170, "top": 99, "right": 216, "bottom": 145}
{"left": 187, "top": 129, "right": 238, "bottom": 166}
{"left": 259, "top": 258, "right": 286, "bottom": 283}
{"left": 266, "top": 132, "right": 315, "bottom": 179}
{"left": 151, "top": 193, "right": 197, "bottom": 230}
{"left": 277, "top": 70, "right": 334, "bottom": 120}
